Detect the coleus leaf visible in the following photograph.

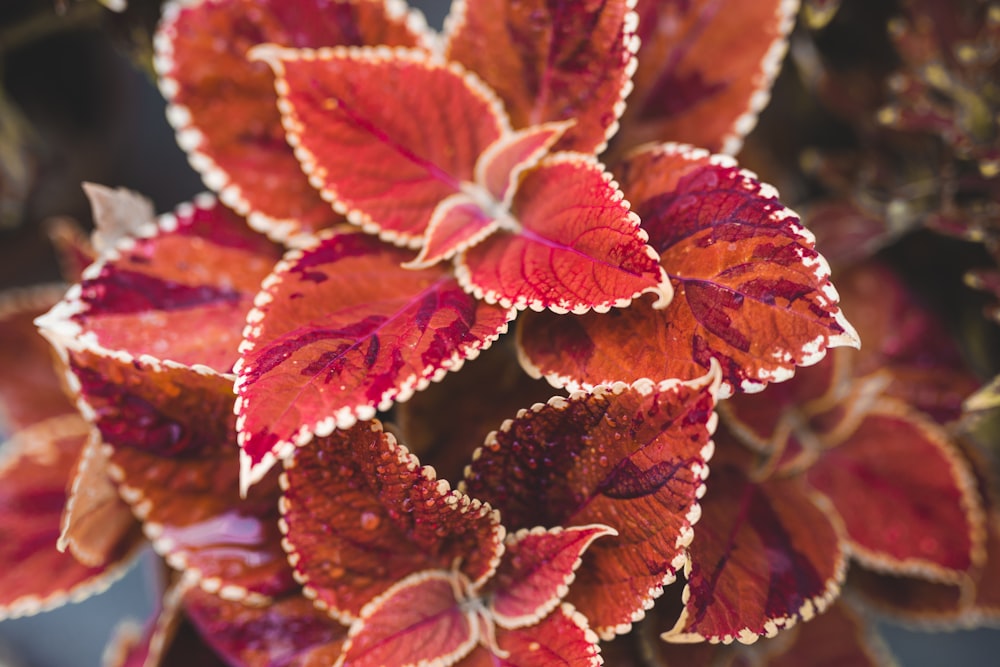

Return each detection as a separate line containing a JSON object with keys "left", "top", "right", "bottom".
{"left": 35, "top": 195, "right": 281, "bottom": 375}
{"left": 518, "top": 143, "right": 859, "bottom": 397}
{"left": 614, "top": 0, "right": 798, "bottom": 155}
{"left": 0, "top": 284, "right": 74, "bottom": 435}
{"left": 463, "top": 366, "right": 720, "bottom": 638}
{"left": 59, "top": 431, "right": 139, "bottom": 568}
{"left": 155, "top": 0, "right": 430, "bottom": 243}
{"left": 279, "top": 420, "right": 504, "bottom": 622}
{"left": 488, "top": 525, "right": 617, "bottom": 629}
{"left": 253, "top": 44, "right": 509, "bottom": 248}
{"left": 443, "top": 0, "right": 639, "bottom": 154}
{"left": 663, "top": 434, "right": 847, "bottom": 645}
{"left": 461, "top": 605, "right": 603, "bottom": 667}
{"left": 184, "top": 587, "right": 348, "bottom": 666}
{"left": 64, "top": 347, "right": 294, "bottom": 602}
{"left": 806, "top": 397, "right": 986, "bottom": 580}
{"left": 0, "top": 414, "right": 137, "bottom": 620}
{"left": 454, "top": 154, "right": 671, "bottom": 313}
{"left": 235, "top": 231, "right": 515, "bottom": 487}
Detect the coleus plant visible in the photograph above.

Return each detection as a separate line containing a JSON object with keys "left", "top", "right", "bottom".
{"left": 6, "top": 0, "right": 997, "bottom": 665}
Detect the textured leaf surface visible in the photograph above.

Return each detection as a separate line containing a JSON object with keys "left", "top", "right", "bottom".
{"left": 444, "top": 0, "right": 637, "bottom": 154}
{"left": 280, "top": 421, "right": 503, "bottom": 621}
{"left": 616, "top": 0, "right": 797, "bottom": 155}
{"left": 0, "top": 415, "right": 135, "bottom": 620}
{"left": 257, "top": 45, "right": 507, "bottom": 247}
{"left": 457, "top": 155, "right": 670, "bottom": 314}
{"left": 37, "top": 197, "right": 280, "bottom": 375}
{"left": 155, "top": 0, "right": 425, "bottom": 241}
{"left": 64, "top": 348, "right": 294, "bottom": 601}
{"left": 184, "top": 588, "right": 347, "bottom": 667}
{"left": 807, "top": 399, "right": 983, "bottom": 580}
{"left": 519, "top": 143, "right": 857, "bottom": 396}
{"left": 339, "top": 571, "right": 477, "bottom": 667}
{"left": 0, "top": 284, "right": 73, "bottom": 435}
{"left": 489, "top": 525, "right": 615, "bottom": 629}
{"left": 235, "top": 231, "right": 514, "bottom": 486}
{"left": 665, "top": 438, "right": 847, "bottom": 644}
{"left": 464, "top": 370, "right": 719, "bottom": 637}
{"left": 461, "top": 606, "right": 602, "bottom": 667}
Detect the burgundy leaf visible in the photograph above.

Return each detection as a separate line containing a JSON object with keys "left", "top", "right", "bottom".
{"left": 489, "top": 524, "right": 616, "bottom": 629}
{"left": 615, "top": 0, "right": 797, "bottom": 155}
{"left": 62, "top": 347, "right": 294, "bottom": 601}
{"left": 456, "top": 154, "right": 671, "bottom": 314}
{"left": 762, "top": 601, "right": 896, "bottom": 667}
{"left": 337, "top": 570, "right": 478, "bottom": 667}
{"left": 444, "top": 0, "right": 638, "bottom": 154}
{"left": 36, "top": 196, "right": 281, "bottom": 375}
{"left": 464, "top": 367, "right": 720, "bottom": 637}
{"left": 155, "top": 0, "right": 428, "bottom": 242}
{"left": 280, "top": 421, "right": 503, "bottom": 621}
{"left": 664, "top": 437, "right": 847, "bottom": 645}
{"left": 254, "top": 45, "right": 508, "bottom": 247}
{"left": 0, "top": 415, "right": 136, "bottom": 620}
{"left": 235, "top": 231, "right": 514, "bottom": 487}
{"left": 0, "top": 284, "right": 74, "bottom": 435}
{"left": 184, "top": 588, "right": 347, "bottom": 667}
{"left": 808, "top": 398, "right": 985, "bottom": 580}
{"left": 519, "top": 143, "right": 858, "bottom": 396}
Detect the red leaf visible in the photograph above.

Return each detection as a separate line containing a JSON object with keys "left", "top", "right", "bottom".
{"left": 664, "top": 437, "right": 847, "bottom": 645}
{"left": 807, "top": 398, "right": 986, "bottom": 580}
{"left": 184, "top": 588, "right": 348, "bottom": 667}
{"left": 36, "top": 196, "right": 281, "bottom": 375}
{"left": 59, "top": 431, "right": 139, "bottom": 568}
{"left": 463, "top": 368, "right": 720, "bottom": 638}
{"left": 518, "top": 143, "right": 858, "bottom": 396}
{"left": 489, "top": 524, "right": 616, "bottom": 629}
{"left": 254, "top": 45, "right": 508, "bottom": 247}
{"left": 0, "top": 284, "right": 74, "bottom": 434}
{"left": 280, "top": 421, "right": 503, "bottom": 621}
{"left": 615, "top": 0, "right": 797, "bottom": 155}
{"left": 63, "top": 347, "right": 294, "bottom": 601}
{"left": 475, "top": 122, "right": 573, "bottom": 204}
{"left": 461, "top": 605, "right": 603, "bottom": 667}
{"left": 404, "top": 193, "right": 500, "bottom": 269}
{"left": 338, "top": 571, "right": 478, "bottom": 667}
{"left": 155, "top": 0, "right": 428, "bottom": 242}
{"left": 444, "top": 0, "right": 637, "bottom": 154}
{"left": 235, "top": 231, "right": 514, "bottom": 487}
{"left": 0, "top": 415, "right": 137, "bottom": 620}
{"left": 456, "top": 155, "right": 671, "bottom": 314}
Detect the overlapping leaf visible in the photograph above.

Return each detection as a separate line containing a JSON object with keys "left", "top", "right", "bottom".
{"left": 460, "top": 605, "right": 603, "bottom": 667}
{"left": 279, "top": 420, "right": 503, "bottom": 621}
{"left": 63, "top": 348, "right": 294, "bottom": 602}
{"left": 444, "top": 0, "right": 638, "bottom": 154}
{"left": 455, "top": 154, "right": 670, "bottom": 313}
{"left": 36, "top": 196, "right": 280, "bottom": 375}
{"left": 155, "top": 0, "right": 429, "bottom": 242}
{"left": 664, "top": 437, "right": 847, "bottom": 645}
{"left": 615, "top": 0, "right": 797, "bottom": 155}
{"left": 463, "top": 366, "right": 720, "bottom": 637}
{"left": 255, "top": 45, "right": 508, "bottom": 247}
{"left": 0, "top": 415, "right": 136, "bottom": 620}
{"left": 519, "top": 143, "right": 858, "bottom": 397}
{"left": 235, "top": 231, "right": 515, "bottom": 487}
